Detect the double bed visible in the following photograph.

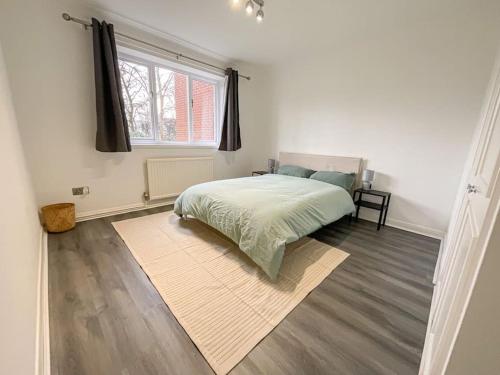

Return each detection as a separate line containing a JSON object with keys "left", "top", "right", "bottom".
{"left": 174, "top": 152, "right": 362, "bottom": 279}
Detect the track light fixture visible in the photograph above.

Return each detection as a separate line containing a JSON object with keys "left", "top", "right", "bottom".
{"left": 235, "top": 0, "right": 265, "bottom": 23}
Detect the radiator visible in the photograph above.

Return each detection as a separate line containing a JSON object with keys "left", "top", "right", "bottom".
{"left": 146, "top": 157, "right": 214, "bottom": 201}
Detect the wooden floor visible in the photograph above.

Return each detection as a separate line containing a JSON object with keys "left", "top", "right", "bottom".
{"left": 49, "top": 206, "right": 440, "bottom": 375}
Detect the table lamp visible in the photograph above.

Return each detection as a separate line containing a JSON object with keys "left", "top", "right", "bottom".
{"left": 362, "top": 169, "right": 375, "bottom": 190}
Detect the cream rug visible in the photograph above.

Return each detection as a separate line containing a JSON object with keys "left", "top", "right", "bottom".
{"left": 112, "top": 212, "right": 349, "bottom": 375}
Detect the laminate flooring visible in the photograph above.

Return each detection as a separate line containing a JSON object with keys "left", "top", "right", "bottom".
{"left": 49, "top": 206, "right": 439, "bottom": 375}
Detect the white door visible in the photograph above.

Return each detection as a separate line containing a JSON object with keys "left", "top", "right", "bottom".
{"left": 419, "top": 55, "right": 500, "bottom": 375}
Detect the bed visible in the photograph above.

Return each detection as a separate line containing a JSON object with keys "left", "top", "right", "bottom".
{"left": 174, "top": 152, "right": 362, "bottom": 279}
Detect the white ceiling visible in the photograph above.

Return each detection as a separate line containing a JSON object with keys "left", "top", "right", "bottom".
{"left": 82, "top": 0, "right": 495, "bottom": 66}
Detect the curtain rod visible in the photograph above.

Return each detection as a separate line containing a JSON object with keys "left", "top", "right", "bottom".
{"left": 62, "top": 13, "right": 251, "bottom": 80}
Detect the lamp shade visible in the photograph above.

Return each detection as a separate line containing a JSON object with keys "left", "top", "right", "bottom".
{"left": 362, "top": 169, "right": 375, "bottom": 182}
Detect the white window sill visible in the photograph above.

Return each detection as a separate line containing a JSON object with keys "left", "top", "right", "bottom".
{"left": 131, "top": 143, "right": 219, "bottom": 150}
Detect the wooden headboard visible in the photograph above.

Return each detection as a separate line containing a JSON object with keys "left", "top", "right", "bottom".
{"left": 279, "top": 152, "right": 363, "bottom": 190}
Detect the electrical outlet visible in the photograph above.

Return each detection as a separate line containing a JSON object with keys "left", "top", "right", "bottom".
{"left": 72, "top": 186, "right": 90, "bottom": 195}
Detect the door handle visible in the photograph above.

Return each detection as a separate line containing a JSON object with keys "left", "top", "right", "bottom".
{"left": 466, "top": 184, "right": 479, "bottom": 194}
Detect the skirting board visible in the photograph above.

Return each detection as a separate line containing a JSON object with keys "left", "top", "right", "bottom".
{"left": 76, "top": 200, "right": 175, "bottom": 222}
{"left": 384, "top": 217, "right": 444, "bottom": 240}
{"left": 359, "top": 212, "right": 445, "bottom": 240}
{"left": 35, "top": 229, "right": 50, "bottom": 375}
{"left": 77, "top": 201, "right": 444, "bottom": 240}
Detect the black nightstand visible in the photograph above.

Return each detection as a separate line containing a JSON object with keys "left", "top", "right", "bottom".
{"left": 252, "top": 170, "right": 269, "bottom": 176}
{"left": 353, "top": 188, "right": 392, "bottom": 230}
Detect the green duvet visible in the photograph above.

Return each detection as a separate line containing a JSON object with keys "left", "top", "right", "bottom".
{"left": 174, "top": 174, "right": 355, "bottom": 279}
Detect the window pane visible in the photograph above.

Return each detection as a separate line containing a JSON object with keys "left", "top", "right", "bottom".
{"left": 156, "top": 67, "right": 188, "bottom": 142}
{"left": 119, "top": 60, "right": 152, "bottom": 139}
{"left": 192, "top": 79, "right": 216, "bottom": 143}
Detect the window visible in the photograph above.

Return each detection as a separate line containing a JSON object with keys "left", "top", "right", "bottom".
{"left": 118, "top": 47, "right": 224, "bottom": 147}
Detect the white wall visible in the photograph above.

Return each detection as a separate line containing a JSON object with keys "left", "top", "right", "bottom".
{"left": 1, "top": 0, "right": 498, "bottom": 237}
{"left": 265, "top": 3, "right": 500, "bottom": 236}
{"left": 0, "top": 42, "right": 42, "bottom": 375}
{"left": 0, "top": 0, "right": 269, "bottom": 218}
{"left": 445, "top": 212, "right": 500, "bottom": 375}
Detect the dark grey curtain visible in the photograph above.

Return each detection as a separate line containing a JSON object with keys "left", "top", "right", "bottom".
{"left": 92, "top": 18, "right": 131, "bottom": 152}
{"left": 219, "top": 68, "right": 241, "bottom": 151}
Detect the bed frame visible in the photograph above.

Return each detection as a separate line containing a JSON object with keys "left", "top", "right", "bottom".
{"left": 279, "top": 152, "right": 364, "bottom": 192}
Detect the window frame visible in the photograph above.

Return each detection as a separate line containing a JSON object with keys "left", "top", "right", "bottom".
{"left": 117, "top": 46, "right": 225, "bottom": 148}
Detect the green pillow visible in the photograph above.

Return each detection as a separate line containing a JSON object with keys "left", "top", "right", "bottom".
{"left": 277, "top": 164, "right": 316, "bottom": 178}
{"left": 310, "top": 171, "right": 356, "bottom": 191}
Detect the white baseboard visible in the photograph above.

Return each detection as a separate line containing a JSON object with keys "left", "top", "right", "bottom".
{"left": 76, "top": 200, "right": 445, "bottom": 240}
{"left": 75, "top": 200, "right": 175, "bottom": 222}
{"left": 385, "top": 217, "right": 445, "bottom": 240}
{"left": 359, "top": 212, "right": 445, "bottom": 240}
{"left": 35, "top": 229, "right": 50, "bottom": 375}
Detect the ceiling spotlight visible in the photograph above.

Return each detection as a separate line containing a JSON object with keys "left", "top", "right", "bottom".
{"left": 232, "top": 0, "right": 240, "bottom": 5}
{"left": 256, "top": 7, "right": 264, "bottom": 22}
{"left": 245, "top": 0, "right": 254, "bottom": 14}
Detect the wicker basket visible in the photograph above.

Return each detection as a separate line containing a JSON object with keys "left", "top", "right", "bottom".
{"left": 41, "top": 203, "right": 75, "bottom": 233}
